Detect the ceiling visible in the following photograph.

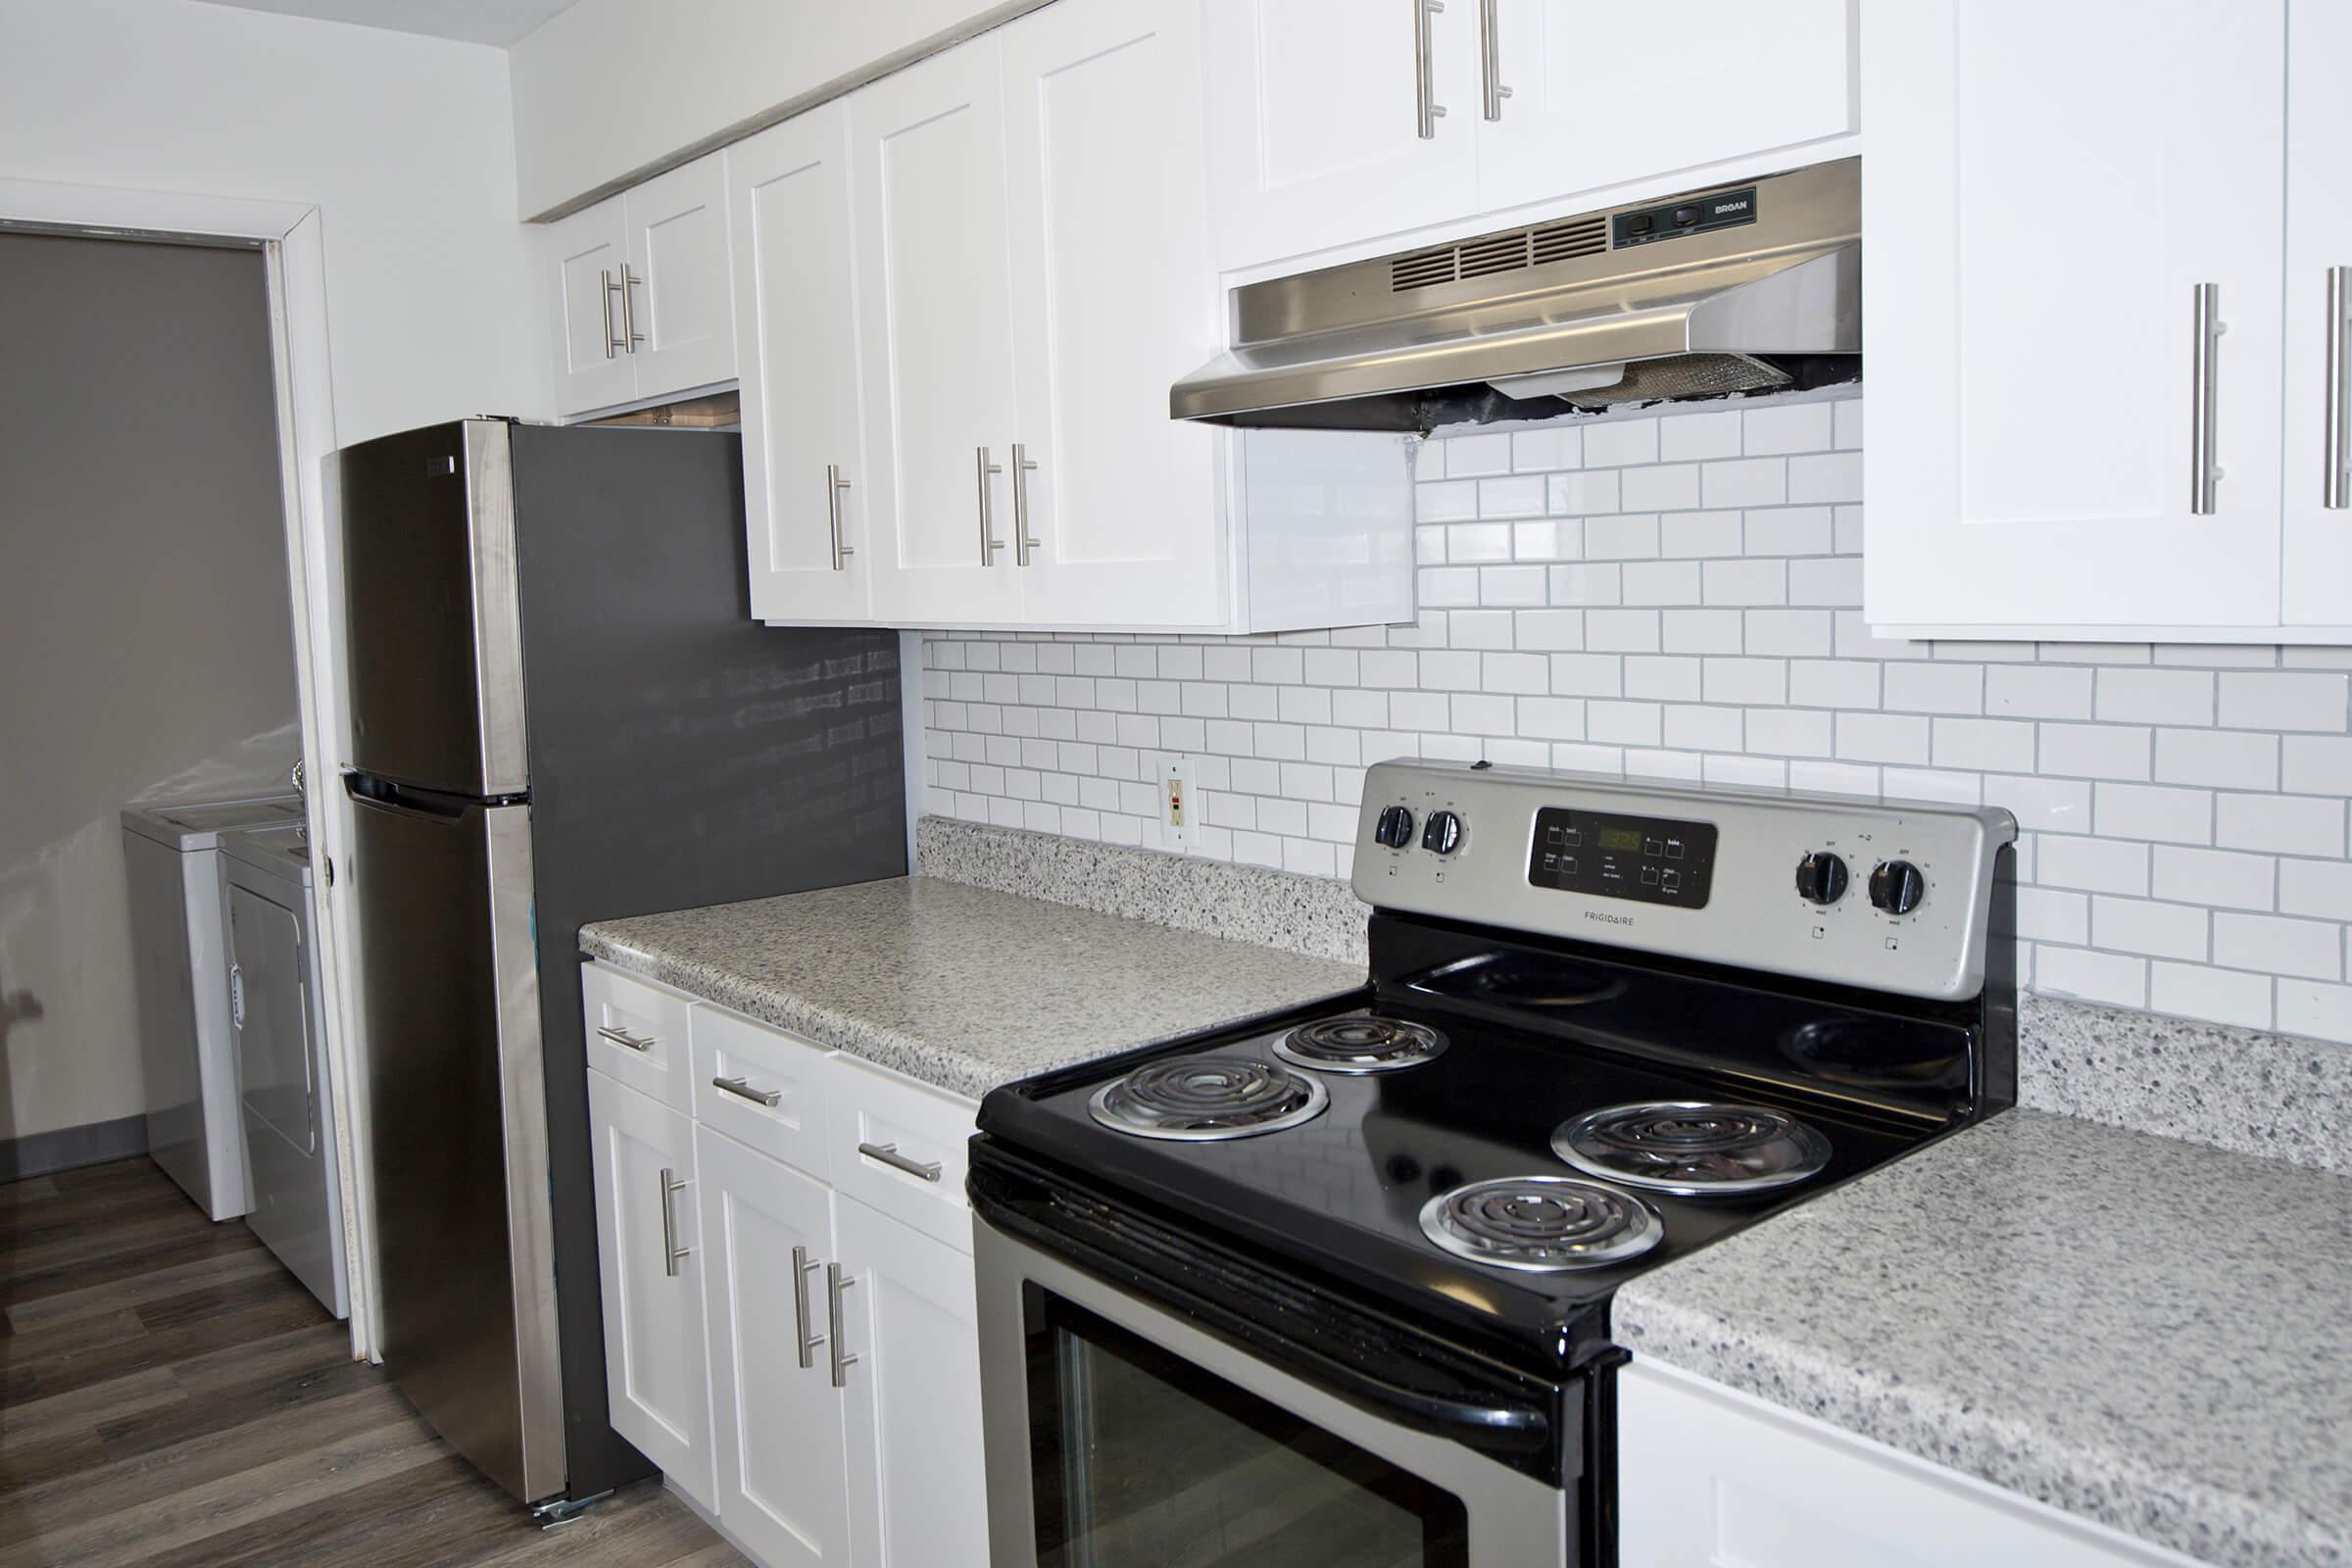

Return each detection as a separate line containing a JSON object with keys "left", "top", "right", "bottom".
{"left": 189, "top": 0, "right": 583, "bottom": 48}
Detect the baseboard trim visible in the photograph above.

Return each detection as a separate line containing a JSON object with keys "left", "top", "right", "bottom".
{"left": 0, "top": 1113, "right": 149, "bottom": 1183}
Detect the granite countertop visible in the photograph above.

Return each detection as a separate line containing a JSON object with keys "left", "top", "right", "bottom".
{"left": 579, "top": 875, "right": 1366, "bottom": 1101}
{"left": 1614, "top": 1108, "right": 2352, "bottom": 1568}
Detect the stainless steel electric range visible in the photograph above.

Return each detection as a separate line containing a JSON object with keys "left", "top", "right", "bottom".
{"left": 970, "top": 760, "right": 2019, "bottom": 1568}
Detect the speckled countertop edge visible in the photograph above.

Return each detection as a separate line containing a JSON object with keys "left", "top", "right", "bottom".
{"left": 1615, "top": 1109, "right": 2352, "bottom": 1568}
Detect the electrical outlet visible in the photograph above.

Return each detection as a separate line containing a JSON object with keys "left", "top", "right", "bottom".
{"left": 1161, "top": 756, "right": 1198, "bottom": 851}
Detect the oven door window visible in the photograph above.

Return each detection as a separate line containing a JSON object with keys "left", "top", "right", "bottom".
{"left": 1027, "top": 1290, "right": 1471, "bottom": 1568}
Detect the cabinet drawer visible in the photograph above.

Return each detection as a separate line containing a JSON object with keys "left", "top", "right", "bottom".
{"left": 582, "top": 961, "right": 698, "bottom": 1113}
{"left": 831, "top": 1055, "right": 977, "bottom": 1253}
{"left": 690, "top": 1004, "right": 833, "bottom": 1180}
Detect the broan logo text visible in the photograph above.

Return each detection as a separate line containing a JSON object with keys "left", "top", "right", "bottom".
{"left": 1584, "top": 909, "right": 1635, "bottom": 927}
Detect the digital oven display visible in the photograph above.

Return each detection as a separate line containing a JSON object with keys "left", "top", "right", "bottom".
{"left": 1527, "top": 807, "right": 1718, "bottom": 908}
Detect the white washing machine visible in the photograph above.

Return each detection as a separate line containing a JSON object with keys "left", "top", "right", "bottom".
{"left": 122, "top": 793, "right": 304, "bottom": 1221}
{"left": 220, "top": 822, "right": 348, "bottom": 1317}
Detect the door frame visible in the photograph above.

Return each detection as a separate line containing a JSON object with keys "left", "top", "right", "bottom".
{"left": 0, "top": 177, "right": 378, "bottom": 1364}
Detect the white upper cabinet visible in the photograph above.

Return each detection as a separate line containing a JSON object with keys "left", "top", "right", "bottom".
{"left": 1861, "top": 0, "right": 2297, "bottom": 638}
{"left": 852, "top": 44, "right": 1029, "bottom": 627}
{"left": 1202, "top": 0, "right": 1481, "bottom": 273}
{"left": 547, "top": 151, "right": 737, "bottom": 417}
{"left": 1474, "top": 0, "right": 1851, "bottom": 217}
{"left": 1201, "top": 0, "right": 1858, "bottom": 272}
{"left": 548, "top": 196, "right": 637, "bottom": 415}
{"left": 732, "top": 104, "right": 873, "bottom": 624}
{"left": 1003, "top": 0, "right": 1228, "bottom": 627}
{"left": 2281, "top": 0, "right": 2352, "bottom": 630}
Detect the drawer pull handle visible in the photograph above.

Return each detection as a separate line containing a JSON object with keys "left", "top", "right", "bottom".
{"left": 596, "top": 1024, "right": 654, "bottom": 1053}
{"left": 713, "top": 1075, "right": 782, "bottom": 1108}
{"left": 792, "top": 1245, "right": 824, "bottom": 1369}
{"left": 858, "top": 1141, "right": 942, "bottom": 1183}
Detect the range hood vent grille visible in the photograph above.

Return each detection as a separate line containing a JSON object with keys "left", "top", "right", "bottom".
{"left": 1390, "top": 216, "right": 1610, "bottom": 293}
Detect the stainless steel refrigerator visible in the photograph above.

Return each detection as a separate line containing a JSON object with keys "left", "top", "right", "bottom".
{"left": 332, "top": 418, "right": 905, "bottom": 1508}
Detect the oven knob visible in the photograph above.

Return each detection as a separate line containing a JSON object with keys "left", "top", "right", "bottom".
{"left": 1373, "top": 805, "right": 1416, "bottom": 849}
{"left": 1869, "top": 859, "right": 1926, "bottom": 916}
{"left": 1421, "top": 810, "right": 1463, "bottom": 857}
{"left": 1794, "top": 852, "right": 1848, "bottom": 906}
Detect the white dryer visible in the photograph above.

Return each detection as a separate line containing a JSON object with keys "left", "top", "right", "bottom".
{"left": 220, "top": 822, "right": 348, "bottom": 1317}
{"left": 122, "top": 793, "right": 303, "bottom": 1220}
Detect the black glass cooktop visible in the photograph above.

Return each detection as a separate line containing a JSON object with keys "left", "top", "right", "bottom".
{"left": 975, "top": 918, "right": 1991, "bottom": 1374}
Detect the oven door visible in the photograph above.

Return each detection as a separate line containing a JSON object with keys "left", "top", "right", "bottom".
{"left": 974, "top": 1213, "right": 1571, "bottom": 1568}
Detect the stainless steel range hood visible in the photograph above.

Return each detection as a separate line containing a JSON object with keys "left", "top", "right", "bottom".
{"left": 1171, "top": 159, "right": 1859, "bottom": 431}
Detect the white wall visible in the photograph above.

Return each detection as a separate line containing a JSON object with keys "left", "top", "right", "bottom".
{"left": 507, "top": 0, "right": 1045, "bottom": 219}
{"left": 0, "top": 0, "right": 549, "bottom": 444}
{"left": 921, "top": 389, "right": 2352, "bottom": 1051}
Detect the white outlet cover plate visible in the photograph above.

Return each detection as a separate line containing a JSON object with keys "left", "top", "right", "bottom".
{"left": 1162, "top": 757, "right": 1197, "bottom": 851}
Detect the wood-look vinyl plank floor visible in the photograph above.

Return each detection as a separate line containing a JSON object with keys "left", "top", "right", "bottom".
{"left": 0, "top": 1158, "right": 747, "bottom": 1568}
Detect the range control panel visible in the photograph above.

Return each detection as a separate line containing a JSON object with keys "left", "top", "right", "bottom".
{"left": 1352, "top": 760, "right": 2016, "bottom": 1002}
{"left": 1528, "top": 808, "right": 1718, "bottom": 907}
{"left": 1611, "top": 184, "right": 1758, "bottom": 248}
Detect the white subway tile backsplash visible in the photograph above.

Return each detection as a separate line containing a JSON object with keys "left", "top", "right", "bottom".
{"left": 922, "top": 390, "right": 2352, "bottom": 1047}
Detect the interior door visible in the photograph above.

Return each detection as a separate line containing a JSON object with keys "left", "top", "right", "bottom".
{"left": 1201, "top": 0, "right": 1481, "bottom": 270}
{"left": 2281, "top": 0, "right": 2352, "bottom": 629}
{"left": 1860, "top": 0, "right": 2285, "bottom": 634}
{"left": 1002, "top": 0, "right": 1228, "bottom": 627}
{"left": 699, "top": 1125, "right": 853, "bottom": 1568}
{"left": 623, "top": 154, "right": 737, "bottom": 399}
{"left": 836, "top": 1198, "right": 987, "bottom": 1568}
{"left": 733, "top": 103, "right": 874, "bottom": 624}
{"left": 548, "top": 195, "right": 636, "bottom": 416}
{"left": 853, "top": 41, "right": 1028, "bottom": 625}
{"left": 1476, "top": 0, "right": 1853, "bottom": 216}
{"left": 586, "top": 1071, "right": 715, "bottom": 1510}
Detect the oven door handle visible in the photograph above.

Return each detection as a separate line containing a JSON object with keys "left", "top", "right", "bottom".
{"left": 1268, "top": 1336, "right": 1551, "bottom": 1447}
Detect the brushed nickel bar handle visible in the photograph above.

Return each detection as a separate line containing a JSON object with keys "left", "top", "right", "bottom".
{"left": 825, "top": 1263, "right": 858, "bottom": 1388}
{"left": 620, "top": 263, "right": 646, "bottom": 352}
{"left": 1478, "top": 0, "right": 1510, "bottom": 121}
{"left": 2328, "top": 266, "right": 2350, "bottom": 510}
{"left": 711, "top": 1074, "right": 782, "bottom": 1108}
{"left": 1414, "top": 0, "right": 1447, "bottom": 139}
{"left": 2190, "top": 282, "right": 2224, "bottom": 516}
{"left": 1012, "top": 444, "right": 1042, "bottom": 566}
{"left": 658, "top": 1167, "right": 690, "bottom": 1277}
{"left": 857, "top": 1141, "right": 942, "bottom": 1183}
{"left": 595, "top": 1023, "right": 654, "bottom": 1053}
{"left": 791, "top": 1245, "right": 824, "bottom": 1369}
{"left": 827, "top": 464, "right": 857, "bottom": 568}
{"left": 600, "top": 268, "right": 622, "bottom": 359}
{"left": 976, "top": 447, "right": 1005, "bottom": 563}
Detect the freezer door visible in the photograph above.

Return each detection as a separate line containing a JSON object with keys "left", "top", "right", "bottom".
{"left": 334, "top": 420, "right": 529, "bottom": 796}
{"left": 348, "top": 782, "right": 564, "bottom": 1502}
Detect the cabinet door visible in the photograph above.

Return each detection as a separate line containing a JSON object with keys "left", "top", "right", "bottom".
{"left": 2281, "top": 0, "right": 2352, "bottom": 629}
{"left": 1202, "top": 0, "right": 1481, "bottom": 270}
{"left": 623, "top": 154, "right": 737, "bottom": 399}
{"left": 835, "top": 1198, "right": 987, "bottom": 1568}
{"left": 548, "top": 196, "right": 637, "bottom": 416}
{"left": 586, "top": 1072, "right": 715, "bottom": 1511}
{"left": 732, "top": 105, "right": 875, "bottom": 623}
{"left": 1003, "top": 0, "right": 1228, "bottom": 627}
{"left": 853, "top": 43, "right": 1028, "bottom": 625}
{"left": 1861, "top": 0, "right": 2285, "bottom": 635}
{"left": 698, "top": 1125, "right": 852, "bottom": 1568}
{"left": 1476, "top": 0, "right": 1852, "bottom": 217}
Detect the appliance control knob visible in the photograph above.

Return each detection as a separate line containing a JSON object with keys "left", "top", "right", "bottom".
{"left": 1421, "top": 810, "right": 1464, "bottom": 857}
{"left": 1794, "top": 852, "right": 1849, "bottom": 906}
{"left": 1374, "top": 805, "right": 1416, "bottom": 849}
{"left": 1869, "top": 859, "right": 1927, "bottom": 916}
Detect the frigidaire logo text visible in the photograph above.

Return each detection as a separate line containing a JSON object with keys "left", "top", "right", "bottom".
{"left": 1584, "top": 909, "right": 1635, "bottom": 927}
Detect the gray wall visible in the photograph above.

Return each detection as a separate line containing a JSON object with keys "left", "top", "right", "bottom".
{"left": 0, "top": 232, "right": 300, "bottom": 1142}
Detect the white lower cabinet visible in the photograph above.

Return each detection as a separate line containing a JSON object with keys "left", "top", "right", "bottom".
{"left": 1618, "top": 1360, "right": 2206, "bottom": 1567}
{"left": 586, "top": 1070, "right": 716, "bottom": 1512}
{"left": 699, "top": 1123, "right": 854, "bottom": 1568}
{"left": 582, "top": 962, "right": 987, "bottom": 1566}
